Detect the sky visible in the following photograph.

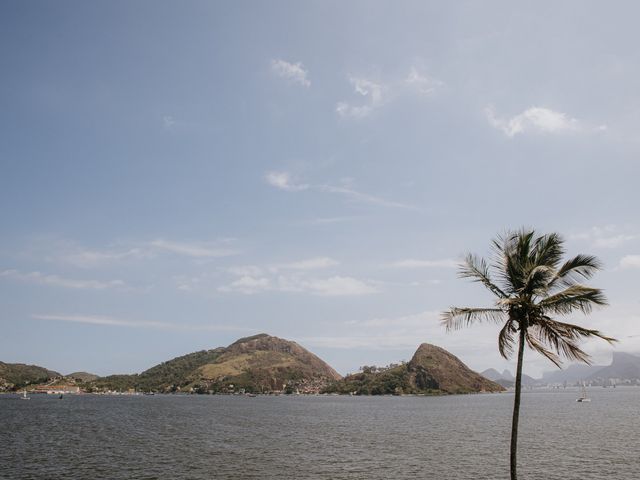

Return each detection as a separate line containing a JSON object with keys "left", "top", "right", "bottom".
{"left": 2, "top": 1, "right": 640, "bottom": 378}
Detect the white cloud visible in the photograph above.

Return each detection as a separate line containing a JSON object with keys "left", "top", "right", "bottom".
{"left": 569, "top": 226, "right": 639, "bottom": 249}
{"left": 62, "top": 247, "right": 147, "bottom": 268}
{"left": 271, "top": 59, "right": 310, "bottom": 87}
{"left": 227, "top": 265, "right": 264, "bottom": 277}
{"left": 336, "top": 77, "right": 386, "bottom": 118}
{"left": 336, "top": 67, "right": 442, "bottom": 119}
{"left": 162, "top": 115, "right": 175, "bottom": 129}
{"left": 486, "top": 106, "right": 581, "bottom": 137}
{"left": 595, "top": 235, "right": 637, "bottom": 249}
{"left": 1, "top": 269, "right": 125, "bottom": 290}
{"left": 32, "top": 314, "right": 253, "bottom": 332}
{"left": 405, "top": 67, "right": 443, "bottom": 96}
{"left": 304, "top": 216, "right": 357, "bottom": 225}
{"left": 300, "top": 276, "right": 378, "bottom": 296}
{"left": 149, "top": 239, "right": 238, "bottom": 258}
{"left": 274, "top": 257, "right": 339, "bottom": 270}
{"left": 619, "top": 255, "right": 640, "bottom": 269}
{"left": 265, "top": 171, "right": 309, "bottom": 191}
{"left": 218, "top": 272, "right": 377, "bottom": 297}
{"left": 265, "top": 171, "right": 414, "bottom": 210}
{"left": 387, "top": 258, "right": 458, "bottom": 269}
{"left": 41, "top": 237, "right": 239, "bottom": 268}
{"left": 318, "top": 184, "right": 415, "bottom": 209}
{"left": 218, "top": 275, "right": 271, "bottom": 294}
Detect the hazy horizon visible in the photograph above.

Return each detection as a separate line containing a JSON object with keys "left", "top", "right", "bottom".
{"left": 2, "top": 1, "right": 640, "bottom": 378}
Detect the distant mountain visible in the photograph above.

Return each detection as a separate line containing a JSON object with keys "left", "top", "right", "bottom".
{"left": 480, "top": 368, "right": 538, "bottom": 387}
{"left": 326, "top": 343, "right": 504, "bottom": 395}
{"left": 587, "top": 352, "right": 640, "bottom": 382}
{"left": 540, "top": 352, "right": 640, "bottom": 385}
{"left": 0, "top": 361, "right": 60, "bottom": 390}
{"left": 541, "top": 363, "right": 603, "bottom": 384}
{"left": 502, "top": 369, "right": 515, "bottom": 381}
{"left": 89, "top": 334, "right": 341, "bottom": 394}
{"left": 481, "top": 368, "right": 503, "bottom": 381}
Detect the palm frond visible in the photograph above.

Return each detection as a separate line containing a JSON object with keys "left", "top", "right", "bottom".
{"left": 441, "top": 307, "right": 506, "bottom": 332}
{"left": 516, "top": 228, "right": 535, "bottom": 268}
{"left": 539, "top": 285, "right": 608, "bottom": 315}
{"left": 535, "top": 317, "right": 617, "bottom": 345}
{"left": 529, "top": 321, "right": 593, "bottom": 364}
{"left": 459, "top": 254, "right": 508, "bottom": 299}
{"left": 523, "top": 265, "right": 555, "bottom": 296}
{"left": 549, "top": 254, "right": 603, "bottom": 289}
{"left": 498, "top": 319, "right": 517, "bottom": 359}
{"left": 524, "top": 328, "right": 562, "bottom": 367}
{"left": 492, "top": 232, "right": 526, "bottom": 294}
{"left": 531, "top": 232, "right": 564, "bottom": 268}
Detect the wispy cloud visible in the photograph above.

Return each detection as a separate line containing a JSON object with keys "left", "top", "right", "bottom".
{"left": 405, "top": 67, "right": 443, "bottom": 96}
{"left": 32, "top": 314, "right": 253, "bottom": 332}
{"left": 218, "top": 275, "right": 272, "bottom": 295}
{"left": 228, "top": 257, "right": 339, "bottom": 276}
{"left": 271, "top": 59, "right": 311, "bottom": 87}
{"left": 218, "top": 273, "right": 378, "bottom": 296}
{"left": 569, "top": 226, "right": 639, "bottom": 249}
{"left": 336, "top": 77, "right": 386, "bottom": 118}
{"left": 1, "top": 269, "right": 125, "bottom": 290}
{"left": 386, "top": 258, "right": 459, "bottom": 269}
{"left": 485, "top": 106, "right": 594, "bottom": 137}
{"left": 220, "top": 256, "right": 373, "bottom": 296}
{"left": 336, "top": 66, "right": 443, "bottom": 119}
{"left": 298, "top": 276, "right": 378, "bottom": 296}
{"left": 619, "top": 255, "right": 640, "bottom": 269}
{"left": 149, "top": 239, "right": 238, "bottom": 258}
{"left": 162, "top": 115, "right": 176, "bottom": 129}
{"left": 265, "top": 171, "right": 309, "bottom": 191}
{"left": 303, "top": 216, "right": 358, "bottom": 226}
{"left": 40, "top": 237, "right": 239, "bottom": 268}
{"left": 274, "top": 257, "right": 339, "bottom": 270}
{"left": 61, "top": 247, "right": 147, "bottom": 268}
{"left": 265, "top": 171, "right": 414, "bottom": 210}
{"left": 318, "top": 184, "right": 414, "bottom": 209}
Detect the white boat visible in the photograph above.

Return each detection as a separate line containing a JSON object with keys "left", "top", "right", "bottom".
{"left": 576, "top": 384, "right": 590, "bottom": 403}
{"left": 20, "top": 390, "right": 30, "bottom": 400}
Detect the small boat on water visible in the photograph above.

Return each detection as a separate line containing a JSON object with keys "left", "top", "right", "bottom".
{"left": 576, "top": 384, "right": 590, "bottom": 403}
{"left": 21, "top": 390, "right": 30, "bottom": 400}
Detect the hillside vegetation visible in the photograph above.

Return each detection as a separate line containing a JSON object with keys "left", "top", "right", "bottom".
{"left": 0, "top": 361, "right": 60, "bottom": 390}
{"left": 87, "top": 334, "right": 341, "bottom": 393}
{"left": 325, "top": 343, "right": 504, "bottom": 395}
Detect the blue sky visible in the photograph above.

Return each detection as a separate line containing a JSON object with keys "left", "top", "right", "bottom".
{"left": 2, "top": 1, "right": 640, "bottom": 377}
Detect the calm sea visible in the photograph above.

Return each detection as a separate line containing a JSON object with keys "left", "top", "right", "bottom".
{"left": 1, "top": 388, "right": 638, "bottom": 479}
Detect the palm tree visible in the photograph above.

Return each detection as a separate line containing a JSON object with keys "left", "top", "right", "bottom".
{"left": 442, "top": 229, "right": 615, "bottom": 480}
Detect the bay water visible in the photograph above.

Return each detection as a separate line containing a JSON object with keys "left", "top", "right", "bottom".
{"left": 2, "top": 388, "right": 638, "bottom": 479}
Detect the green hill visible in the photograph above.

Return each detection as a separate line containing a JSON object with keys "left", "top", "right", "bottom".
{"left": 0, "top": 361, "right": 60, "bottom": 390}
{"left": 88, "top": 334, "right": 341, "bottom": 393}
{"left": 325, "top": 343, "right": 504, "bottom": 395}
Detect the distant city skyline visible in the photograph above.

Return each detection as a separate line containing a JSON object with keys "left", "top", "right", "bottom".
{"left": 2, "top": 1, "right": 639, "bottom": 377}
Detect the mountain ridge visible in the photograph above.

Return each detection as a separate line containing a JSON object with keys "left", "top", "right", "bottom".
{"left": 325, "top": 342, "right": 504, "bottom": 395}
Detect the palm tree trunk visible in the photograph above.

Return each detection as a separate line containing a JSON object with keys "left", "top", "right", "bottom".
{"left": 510, "top": 326, "right": 526, "bottom": 480}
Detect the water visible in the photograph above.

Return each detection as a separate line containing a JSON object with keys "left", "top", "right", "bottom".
{"left": 1, "top": 388, "right": 639, "bottom": 479}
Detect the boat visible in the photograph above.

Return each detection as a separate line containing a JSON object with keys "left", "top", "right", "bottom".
{"left": 576, "top": 384, "right": 590, "bottom": 403}
{"left": 21, "top": 390, "right": 30, "bottom": 400}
